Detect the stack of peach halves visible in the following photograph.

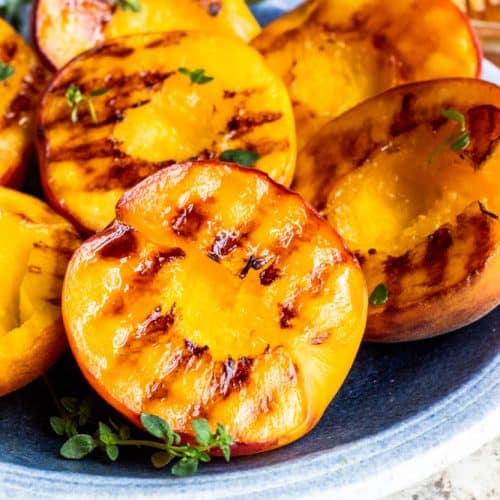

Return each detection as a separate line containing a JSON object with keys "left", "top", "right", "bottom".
{"left": 1, "top": 0, "right": 498, "bottom": 454}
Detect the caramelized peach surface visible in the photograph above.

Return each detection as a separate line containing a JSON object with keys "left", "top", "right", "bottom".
{"left": 63, "top": 162, "right": 367, "bottom": 453}
{"left": 34, "top": 0, "right": 261, "bottom": 69}
{"left": 252, "top": 0, "right": 481, "bottom": 148}
{"left": 0, "top": 18, "right": 50, "bottom": 187}
{"left": 37, "top": 31, "right": 296, "bottom": 233}
{"left": 0, "top": 188, "right": 80, "bottom": 396}
{"left": 294, "top": 79, "right": 500, "bottom": 341}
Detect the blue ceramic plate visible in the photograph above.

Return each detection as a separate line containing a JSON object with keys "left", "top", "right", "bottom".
{"left": 1, "top": 2, "right": 499, "bottom": 498}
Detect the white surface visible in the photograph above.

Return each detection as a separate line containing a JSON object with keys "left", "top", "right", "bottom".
{"left": 388, "top": 438, "right": 499, "bottom": 500}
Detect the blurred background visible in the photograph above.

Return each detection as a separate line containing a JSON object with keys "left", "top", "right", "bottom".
{"left": 455, "top": 0, "right": 500, "bottom": 64}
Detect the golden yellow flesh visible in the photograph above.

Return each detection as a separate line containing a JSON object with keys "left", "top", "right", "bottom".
{"left": 38, "top": 31, "right": 297, "bottom": 233}
{"left": 252, "top": 0, "right": 480, "bottom": 148}
{"left": 63, "top": 162, "right": 367, "bottom": 450}
{"left": 330, "top": 128, "right": 499, "bottom": 256}
{"left": 0, "top": 188, "right": 80, "bottom": 396}
{"left": 0, "top": 18, "right": 50, "bottom": 186}
{"left": 35, "top": 0, "right": 261, "bottom": 69}
{"left": 294, "top": 79, "right": 500, "bottom": 341}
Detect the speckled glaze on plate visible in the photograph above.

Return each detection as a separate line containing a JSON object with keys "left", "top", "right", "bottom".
{"left": 1, "top": 2, "right": 499, "bottom": 498}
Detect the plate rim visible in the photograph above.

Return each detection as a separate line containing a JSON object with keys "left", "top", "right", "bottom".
{"left": 1, "top": 335, "right": 498, "bottom": 499}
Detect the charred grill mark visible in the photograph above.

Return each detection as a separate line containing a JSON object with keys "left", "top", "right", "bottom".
{"left": 88, "top": 159, "right": 176, "bottom": 190}
{"left": 227, "top": 111, "right": 283, "bottom": 139}
{"left": 383, "top": 252, "right": 411, "bottom": 307}
{"left": 390, "top": 93, "right": 418, "bottom": 137}
{"left": 12, "top": 211, "right": 35, "bottom": 223}
{"left": 378, "top": 206, "right": 497, "bottom": 313}
{"left": 304, "top": 124, "right": 381, "bottom": 212}
{"left": 467, "top": 105, "right": 500, "bottom": 167}
{"left": 218, "top": 356, "right": 254, "bottom": 397}
{"left": 1, "top": 40, "right": 17, "bottom": 61}
{"left": 5, "top": 94, "right": 34, "bottom": 123}
{"left": 33, "top": 241, "right": 74, "bottom": 258}
{"left": 144, "top": 32, "right": 187, "bottom": 49}
{"left": 92, "top": 44, "right": 135, "bottom": 58}
{"left": 478, "top": 201, "right": 499, "bottom": 221}
{"left": 430, "top": 115, "right": 448, "bottom": 133}
{"left": 128, "top": 99, "right": 151, "bottom": 109}
{"left": 185, "top": 339, "right": 208, "bottom": 357}
{"left": 2, "top": 64, "right": 49, "bottom": 127}
{"left": 144, "top": 339, "right": 210, "bottom": 402}
{"left": 239, "top": 255, "right": 268, "bottom": 279}
{"left": 171, "top": 203, "right": 206, "bottom": 238}
{"left": 97, "top": 224, "right": 137, "bottom": 259}
{"left": 146, "top": 380, "right": 169, "bottom": 400}
{"left": 207, "top": 230, "right": 240, "bottom": 262}
{"left": 259, "top": 265, "right": 281, "bottom": 286}
{"left": 135, "top": 248, "right": 186, "bottom": 277}
{"left": 193, "top": 148, "right": 217, "bottom": 161}
{"left": 101, "top": 70, "right": 175, "bottom": 92}
{"left": 49, "top": 138, "right": 125, "bottom": 162}
{"left": 94, "top": 110, "right": 124, "bottom": 126}
{"left": 279, "top": 302, "right": 297, "bottom": 329}
{"left": 354, "top": 251, "right": 366, "bottom": 266}
{"left": 141, "top": 71, "right": 175, "bottom": 90}
{"left": 423, "top": 226, "right": 453, "bottom": 286}
{"left": 88, "top": 98, "right": 152, "bottom": 127}
{"left": 372, "top": 33, "right": 412, "bottom": 80}
{"left": 223, "top": 88, "right": 257, "bottom": 100}
{"left": 244, "top": 139, "right": 290, "bottom": 156}
{"left": 463, "top": 212, "right": 493, "bottom": 276}
{"left": 132, "top": 304, "right": 176, "bottom": 344}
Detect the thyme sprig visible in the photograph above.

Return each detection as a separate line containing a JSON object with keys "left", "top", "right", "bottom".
{"left": 178, "top": 67, "right": 214, "bottom": 85}
{"left": 65, "top": 84, "right": 108, "bottom": 124}
{"left": 0, "top": 60, "right": 15, "bottom": 81}
{"left": 45, "top": 378, "right": 232, "bottom": 477}
{"left": 429, "top": 109, "right": 470, "bottom": 163}
{"left": 113, "top": 0, "right": 141, "bottom": 12}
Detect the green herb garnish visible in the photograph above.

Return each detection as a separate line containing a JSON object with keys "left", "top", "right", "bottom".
{"left": 114, "top": 0, "right": 141, "bottom": 12}
{"left": 0, "top": 61, "right": 15, "bottom": 81}
{"left": 178, "top": 67, "right": 214, "bottom": 85}
{"left": 369, "top": 283, "right": 388, "bottom": 306}
{"left": 46, "top": 378, "right": 232, "bottom": 477}
{"left": 65, "top": 84, "right": 108, "bottom": 124}
{"left": 478, "top": 201, "right": 499, "bottom": 221}
{"left": 429, "top": 109, "right": 470, "bottom": 163}
{"left": 220, "top": 149, "right": 260, "bottom": 167}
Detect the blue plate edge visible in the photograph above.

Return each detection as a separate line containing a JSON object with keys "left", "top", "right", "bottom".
{"left": 1, "top": 343, "right": 498, "bottom": 499}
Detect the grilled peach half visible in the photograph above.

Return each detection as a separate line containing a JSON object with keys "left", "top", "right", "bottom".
{"left": 294, "top": 79, "right": 500, "bottom": 342}
{"left": 62, "top": 161, "right": 367, "bottom": 454}
{"left": 0, "top": 18, "right": 50, "bottom": 187}
{"left": 37, "top": 31, "right": 296, "bottom": 234}
{"left": 252, "top": 0, "right": 481, "bottom": 148}
{"left": 0, "top": 188, "right": 80, "bottom": 396}
{"left": 33, "top": 0, "right": 261, "bottom": 69}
